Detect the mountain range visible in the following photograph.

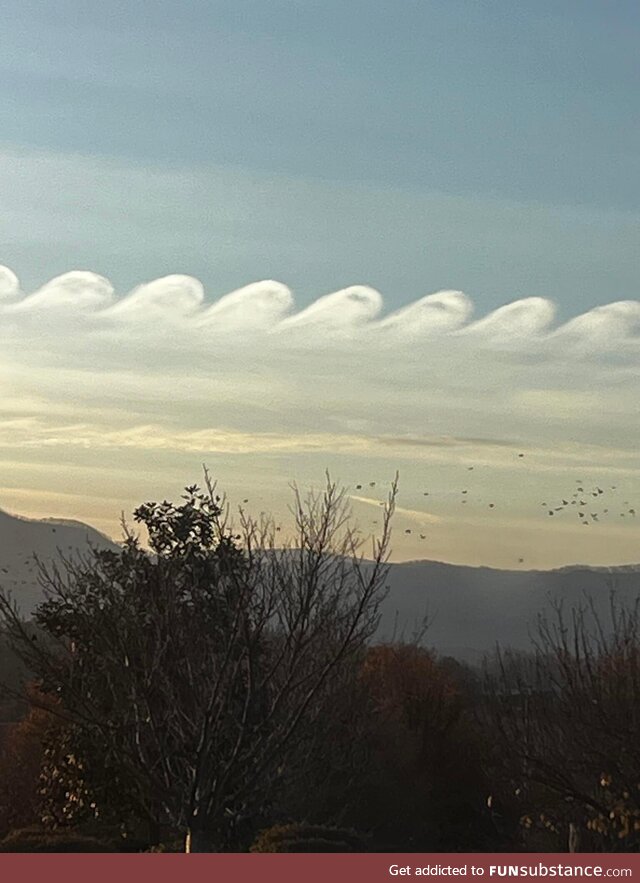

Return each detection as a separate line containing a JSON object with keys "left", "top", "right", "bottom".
{"left": 1, "top": 507, "right": 639, "bottom": 661}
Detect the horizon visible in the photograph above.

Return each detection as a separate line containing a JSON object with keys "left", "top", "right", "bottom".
{"left": 1, "top": 2, "right": 639, "bottom": 569}
{"left": 1, "top": 497, "right": 640, "bottom": 574}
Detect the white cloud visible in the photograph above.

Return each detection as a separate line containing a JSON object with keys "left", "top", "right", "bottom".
{"left": 350, "top": 495, "right": 441, "bottom": 525}
{"left": 1, "top": 266, "right": 638, "bottom": 352}
{"left": 1, "top": 266, "right": 639, "bottom": 448}
{"left": 1, "top": 265, "right": 639, "bottom": 567}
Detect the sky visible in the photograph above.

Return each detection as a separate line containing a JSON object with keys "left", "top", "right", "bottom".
{"left": 1, "top": 1, "right": 639, "bottom": 567}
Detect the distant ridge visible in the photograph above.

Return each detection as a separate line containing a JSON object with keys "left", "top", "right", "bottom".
{"left": 380, "top": 558, "right": 640, "bottom": 661}
{"left": 551, "top": 562, "right": 640, "bottom": 574}
{"left": 2, "top": 508, "right": 639, "bottom": 659}
{"left": 401, "top": 556, "right": 640, "bottom": 575}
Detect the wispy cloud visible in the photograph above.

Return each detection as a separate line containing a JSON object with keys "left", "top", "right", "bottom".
{"left": 0, "top": 419, "right": 375, "bottom": 456}
{"left": 350, "top": 495, "right": 441, "bottom": 525}
{"left": 377, "top": 435, "right": 519, "bottom": 450}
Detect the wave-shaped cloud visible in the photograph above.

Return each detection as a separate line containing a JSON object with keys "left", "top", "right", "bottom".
{"left": 1, "top": 266, "right": 639, "bottom": 569}
{"left": 0, "top": 266, "right": 19, "bottom": 301}
{"left": 1, "top": 265, "right": 639, "bottom": 478}
{"left": 1, "top": 267, "right": 639, "bottom": 353}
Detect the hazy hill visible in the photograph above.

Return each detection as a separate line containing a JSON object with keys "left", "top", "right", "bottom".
{"left": 0, "top": 508, "right": 117, "bottom": 616}
{"left": 1, "top": 507, "right": 639, "bottom": 659}
{"left": 379, "top": 559, "right": 640, "bottom": 661}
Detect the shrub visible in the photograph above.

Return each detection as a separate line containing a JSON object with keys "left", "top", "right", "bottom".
{"left": 0, "top": 826, "right": 114, "bottom": 852}
{"left": 250, "top": 823, "right": 366, "bottom": 852}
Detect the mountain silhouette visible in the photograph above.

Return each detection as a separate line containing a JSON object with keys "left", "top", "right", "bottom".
{"left": 1, "top": 508, "right": 638, "bottom": 659}
{"left": 0, "top": 508, "right": 117, "bottom": 615}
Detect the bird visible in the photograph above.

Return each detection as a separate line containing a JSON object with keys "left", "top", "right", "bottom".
{"left": 489, "top": 503, "right": 495, "bottom": 508}
{"left": 355, "top": 484, "right": 362, "bottom": 490}
{"left": 369, "top": 481, "right": 376, "bottom": 487}
{"left": 518, "top": 453, "right": 524, "bottom": 458}
{"left": 419, "top": 534, "right": 426, "bottom": 540}
{"left": 405, "top": 528, "right": 412, "bottom": 534}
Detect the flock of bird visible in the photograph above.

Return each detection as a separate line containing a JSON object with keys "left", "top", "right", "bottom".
{"left": 350, "top": 450, "right": 638, "bottom": 555}
{"left": 0, "top": 456, "right": 637, "bottom": 584}
{"left": 541, "top": 482, "right": 635, "bottom": 524}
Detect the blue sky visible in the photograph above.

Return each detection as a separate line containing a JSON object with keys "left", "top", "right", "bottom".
{"left": 1, "top": 0, "right": 639, "bottom": 313}
{"left": 1, "top": 1, "right": 639, "bottom": 567}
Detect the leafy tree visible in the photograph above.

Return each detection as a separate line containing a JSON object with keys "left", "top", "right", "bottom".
{"left": 354, "top": 644, "right": 487, "bottom": 850}
{"left": 0, "top": 685, "right": 55, "bottom": 837}
{"left": 275, "top": 642, "right": 488, "bottom": 851}
{"left": 0, "top": 473, "right": 395, "bottom": 852}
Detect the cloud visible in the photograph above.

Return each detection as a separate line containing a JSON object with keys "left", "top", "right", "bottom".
{"left": 0, "top": 266, "right": 19, "bottom": 301}
{"left": 377, "top": 435, "right": 519, "bottom": 450}
{"left": 1, "top": 267, "right": 638, "bottom": 353}
{"left": 350, "top": 495, "right": 441, "bottom": 525}
{"left": 1, "top": 266, "right": 639, "bottom": 569}
{"left": 0, "top": 419, "right": 375, "bottom": 456}
{"left": 1, "top": 267, "right": 639, "bottom": 456}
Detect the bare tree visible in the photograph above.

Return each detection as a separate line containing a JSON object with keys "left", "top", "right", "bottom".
{"left": 0, "top": 472, "right": 397, "bottom": 852}
{"left": 485, "top": 592, "right": 640, "bottom": 852}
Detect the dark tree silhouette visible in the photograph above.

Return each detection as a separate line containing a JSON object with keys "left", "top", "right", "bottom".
{"left": 0, "top": 473, "right": 396, "bottom": 851}
{"left": 486, "top": 593, "right": 640, "bottom": 852}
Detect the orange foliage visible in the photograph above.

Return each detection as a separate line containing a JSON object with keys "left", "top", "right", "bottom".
{"left": 0, "top": 685, "right": 60, "bottom": 837}
{"left": 353, "top": 644, "right": 486, "bottom": 849}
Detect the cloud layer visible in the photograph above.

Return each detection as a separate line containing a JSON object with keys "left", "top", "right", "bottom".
{"left": 2, "top": 266, "right": 640, "bottom": 349}
{"left": 2, "top": 265, "right": 639, "bottom": 451}
{"left": 1, "top": 266, "right": 639, "bottom": 567}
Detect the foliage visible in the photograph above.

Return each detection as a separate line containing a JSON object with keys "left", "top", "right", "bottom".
{"left": 0, "top": 473, "right": 395, "bottom": 851}
{"left": 486, "top": 594, "right": 640, "bottom": 852}
{"left": 271, "top": 643, "right": 489, "bottom": 851}
{"left": 0, "top": 826, "right": 114, "bottom": 852}
{"left": 0, "top": 685, "right": 60, "bottom": 837}
{"left": 353, "top": 644, "right": 488, "bottom": 850}
{"left": 250, "top": 822, "right": 366, "bottom": 852}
